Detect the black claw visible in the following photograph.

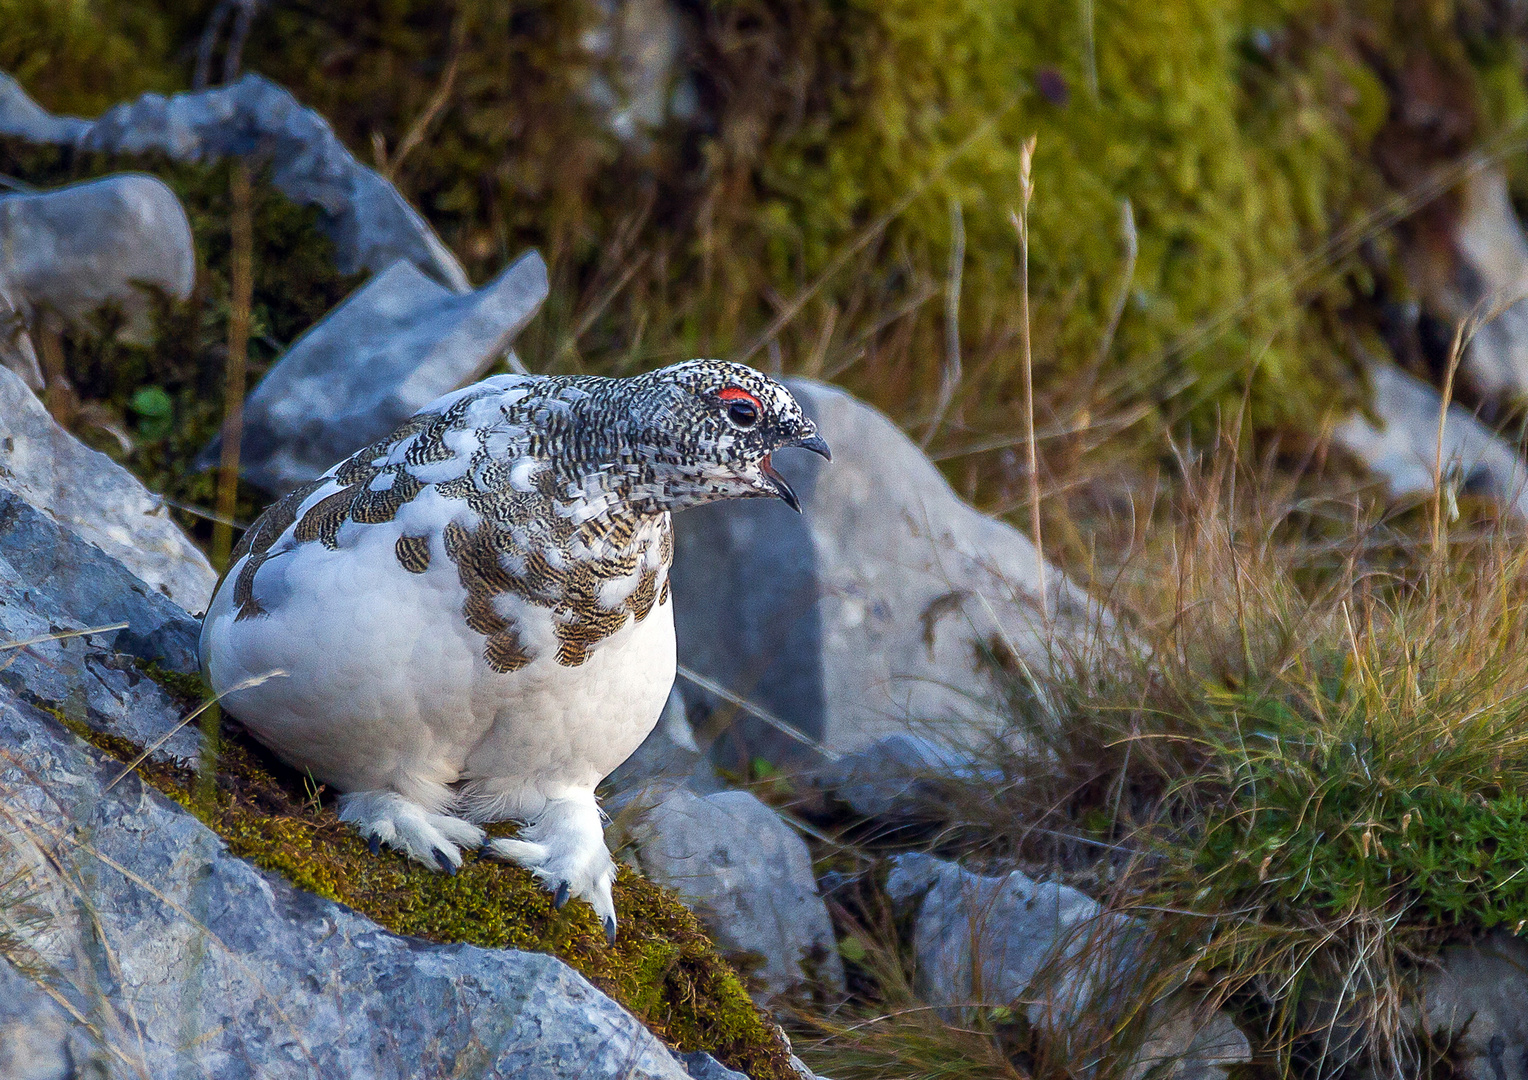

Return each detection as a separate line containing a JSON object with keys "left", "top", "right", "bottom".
{"left": 433, "top": 848, "right": 457, "bottom": 875}
{"left": 554, "top": 881, "right": 570, "bottom": 909}
{"left": 367, "top": 835, "right": 380, "bottom": 857}
{"left": 604, "top": 915, "right": 618, "bottom": 946}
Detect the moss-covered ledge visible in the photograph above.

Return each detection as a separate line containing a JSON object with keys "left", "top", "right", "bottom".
{"left": 55, "top": 666, "right": 794, "bottom": 1080}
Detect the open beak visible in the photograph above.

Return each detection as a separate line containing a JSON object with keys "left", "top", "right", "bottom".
{"left": 761, "top": 431, "right": 831, "bottom": 513}
{"left": 761, "top": 455, "right": 801, "bottom": 512}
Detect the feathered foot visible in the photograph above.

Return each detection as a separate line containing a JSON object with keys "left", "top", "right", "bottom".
{"left": 482, "top": 791, "right": 618, "bottom": 943}
{"left": 340, "top": 790, "right": 486, "bottom": 873}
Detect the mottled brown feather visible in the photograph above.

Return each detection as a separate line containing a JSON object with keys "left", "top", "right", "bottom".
{"left": 394, "top": 534, "right": 431, "bottom": 574}
{"left": 230, "top": 477, "right": 328, "bottom": 621}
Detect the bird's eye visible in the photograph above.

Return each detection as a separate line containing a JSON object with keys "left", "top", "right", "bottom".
{"left": 727, "top": 400, "right": 759, "bottom": 428}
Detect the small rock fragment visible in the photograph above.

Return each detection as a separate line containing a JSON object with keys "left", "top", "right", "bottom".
{"left": 1333, "top": 361, "right": 1528, "bottom": 518}
{"left": 1129, "top": 997, "right": 1252, "bottom": 1080}
{"left": 886, "top": 852, "right": 1138, "bottom": 1027}
{"left": 679, "top": 1051, "right": 750, "bottom": 1080}
{"left": 634, "top": 788, "right": 845, "bottom": 1003}
{"left": 0, "top": 174, "right": 194, "bottom": 345}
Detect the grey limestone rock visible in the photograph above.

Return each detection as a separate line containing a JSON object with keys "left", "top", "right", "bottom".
{"left": 1128, "top": 999, "right": 1252, "bottom": 1080}
{"left": 886, "top": 853, "right": 1248, "bottom": 1078}
{"left": 202, "top": 252, "right": 549, "bottom": 494}
{"left": 0, "top": 173, "right": 194, "bottom": 386}
{"left": 1333, "top": 361, "right": 1528, "bottom": 518}
{"left": 815, "top": 732, "right": 1000, "bottom": 821}
{"left": 633, "top": 788, "right": 844, "bottom": 1003}
{"left": 0, "top": 71, "right": 469, "bottom": 291}
{"left": 672, "top": 378, "right": 1104, "bottom": 768}
{"left": 0, "top": 509, "right": 204, "bottom": 754}
{"left": 1408, "top": 930, "right": 1528, "bottom": 1080}
{"left": 885, "top": 852, "right": 1137, "bottom": 1026}
{"left": 0, "top": 363, "right": 216, "bottom": 613}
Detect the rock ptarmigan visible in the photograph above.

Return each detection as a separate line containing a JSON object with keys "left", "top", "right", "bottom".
{"left": 199, "top": 360, "right": 829, "bottom": 942}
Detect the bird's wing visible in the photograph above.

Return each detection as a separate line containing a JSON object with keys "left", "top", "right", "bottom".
{"left": 224, "top": 374, "right": 671, "bottom": 670}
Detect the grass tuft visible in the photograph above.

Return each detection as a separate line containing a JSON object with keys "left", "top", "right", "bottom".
{"left": 909, "top": 443, "right": 1528, "bottom": 1076}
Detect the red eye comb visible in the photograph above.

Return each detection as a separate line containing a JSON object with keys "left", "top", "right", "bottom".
{"left": 718, "top": 387, "right": 762, "bottom": 408}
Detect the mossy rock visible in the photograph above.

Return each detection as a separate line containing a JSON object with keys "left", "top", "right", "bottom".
{"left": 63, "top": 671, "right": 796, "bottom": 1080}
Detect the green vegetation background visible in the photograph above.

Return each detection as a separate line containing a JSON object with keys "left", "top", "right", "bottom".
{"left": 11, "top": 0, "right": 1528, "bottom": 447}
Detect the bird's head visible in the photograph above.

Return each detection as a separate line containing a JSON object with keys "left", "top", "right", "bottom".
{"left": 619, "top": 359, "right": 831, "bottom": 513}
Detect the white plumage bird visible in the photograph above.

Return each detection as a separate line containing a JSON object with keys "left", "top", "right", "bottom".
{"left": 199, "top": 360, "right": 828, "bottom": 941}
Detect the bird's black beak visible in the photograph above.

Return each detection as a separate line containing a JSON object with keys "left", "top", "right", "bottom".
{"left": 761, "top": 454, "right": 801, "bottom": 512}
{"left": 760, "top": 431, "right": 830, "bottom": 513}
{"left": 794, "top": 433, "right": 832, "bottom": 461}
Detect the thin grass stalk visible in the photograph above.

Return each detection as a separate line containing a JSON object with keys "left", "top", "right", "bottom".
{"left": 922, "top": 196, "right": 965, "bottom": 448}
{"left": 1223, "top": 384, "right": 1259, "bottom": 683}
{"left": 212, "top": 161, "right": 254, "bottom": 571}
{"left": 0, "top": 622, "right": 129, "bottom": 653}
{"left": 802, "top": 303, "right": 837, "bottom": 379}
{"left": 103, "top": 669, "right": 285, "bottom": 793}
{"left": 1429, "top": 315, "right": 1470, "bottom": 572}
{"left": 1012, "top": 136, "right": 1047, "bottom": 627}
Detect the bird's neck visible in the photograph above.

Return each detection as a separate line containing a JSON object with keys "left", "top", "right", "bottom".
{"left": 551, "top": 463, "right": 677, "bottom": 523}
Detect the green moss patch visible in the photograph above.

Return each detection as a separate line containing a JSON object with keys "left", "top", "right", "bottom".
{"left": 56, "top": 684, "right": 794, "bottom": 1080}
